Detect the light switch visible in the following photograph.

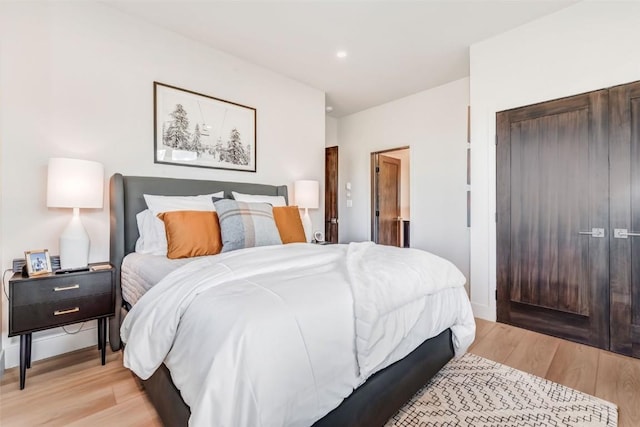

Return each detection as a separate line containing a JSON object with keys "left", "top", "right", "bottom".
{"left": 346, "top": 182, "right": 351, "bottom": 190}
{"left": 346, "top": 200, "right": 353, "bottom": 208}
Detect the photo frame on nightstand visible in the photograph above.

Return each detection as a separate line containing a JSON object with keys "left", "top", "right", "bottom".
{"left": 25, "top": 249, "right": 52, "bottom": 277}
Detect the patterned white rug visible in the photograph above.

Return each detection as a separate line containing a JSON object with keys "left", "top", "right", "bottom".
{"left": 386, "top": 353, "right": 617, "bottom": 427}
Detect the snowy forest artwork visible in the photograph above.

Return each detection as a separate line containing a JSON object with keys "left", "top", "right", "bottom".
{"left": 154, "top": 82, "right": 256, "bottom": 172}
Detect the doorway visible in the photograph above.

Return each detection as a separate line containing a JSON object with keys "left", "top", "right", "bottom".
{"left": 371, "top": 147, "right": 410, "bottom": 247}
{"left": 325, "top": 146, "right": 338, "bottom": 243}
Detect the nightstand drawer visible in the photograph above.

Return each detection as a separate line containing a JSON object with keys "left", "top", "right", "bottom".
{"left": 11, "top": 270, "right": 112, "bottom": 307}
{"left": 10, "top": 294, "right": 114, "bottom": 335}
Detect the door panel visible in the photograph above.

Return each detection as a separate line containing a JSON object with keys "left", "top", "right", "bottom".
{"left": 537, "top": 115, "right": 560, "bottom": 311}
{"left": 556, "top": 110, "right": 590, "bottom": 316}
{"left": 377, "top": 155, "right": 401, "bottom": 247}
{"left": 325, "top": 146, "right": 338, "bottom": 243}
{"left": 609, "top": 81, "right": 640, "bottom": 357}
{"left": 509, "top": 110, "right": 590, "bottom": 314}
{"left": 497, "top": 90, "right": 610, "bottom": 348}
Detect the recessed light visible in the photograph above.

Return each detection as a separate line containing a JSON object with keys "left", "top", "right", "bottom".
{"left": 336, "top": 50, "right": 347, "bottom": 59}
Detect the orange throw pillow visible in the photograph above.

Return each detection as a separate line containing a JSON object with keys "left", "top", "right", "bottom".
{"left": 272, "top": 206, "right": 306, "bottom": 243}
{"left": 158, "top": 211, "right": 223, "bottom": 259}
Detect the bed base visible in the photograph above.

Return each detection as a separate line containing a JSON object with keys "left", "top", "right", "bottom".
{"left": 141, "top": 328, "right": 454, "bottom": 427}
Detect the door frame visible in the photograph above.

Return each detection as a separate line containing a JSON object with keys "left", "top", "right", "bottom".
{"left": 371, "top": 146, "right": 409, "bottom": 243}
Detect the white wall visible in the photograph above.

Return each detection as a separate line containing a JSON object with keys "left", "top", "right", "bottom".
{"left": 326, "top": 116, "right": 338, "bottom": 148}
{"left": 0, "top": 2, "right": 325, "bottom": 368}
{"left": 338, "top": 78, "right": 470, "bottom": 281}
{"left": 469, "top": 1, "right": 640, "bottom": 320}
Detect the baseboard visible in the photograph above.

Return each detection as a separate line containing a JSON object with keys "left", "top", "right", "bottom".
{"left": 4, "top": 322, "right": 98, "bottom": 369}
{"left": 0, "top": 349, "right": 5, "bottom": 379}
{"left": 472, "top": 302, "right": 496, "bottom": 321}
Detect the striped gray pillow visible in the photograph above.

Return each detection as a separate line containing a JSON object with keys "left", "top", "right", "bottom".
{"left": 214, "top": 199, "right": 282, "bottom": 252}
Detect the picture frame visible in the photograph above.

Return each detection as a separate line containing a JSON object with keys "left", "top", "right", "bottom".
{"left": 25, "top": 249, "right": 52, "bottom": 277}
{"left": 154, "top": 82, "right": 257, "bottom": 172}
{"left": 466, "top": 105, "right": 471, "bottom": 144}
{"left": 467, "top": 148, "right": 471, "bottom": 185}
{"left": 467, "top": 191, "right": 471, "bottom": 228}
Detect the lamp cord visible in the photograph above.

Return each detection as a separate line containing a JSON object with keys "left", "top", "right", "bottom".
{"left": 3, "top": 268, "right": 12, "bottom": 300}
{"left": 62, "top": 323, "right": 86, "bottom": 334}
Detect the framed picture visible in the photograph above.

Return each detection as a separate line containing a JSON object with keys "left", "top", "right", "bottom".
{"left": 467, "top": 105, "right": 471, "bottom": 143}
{"left": 25, "top": 249, "right": 52, "bottom": 277}
{"left": 154, "top": 82, "right": 257, "bottom": 172}
{"left": 467, "top": 148, "right": 471, "bottom": 185}
{"left": 467, "top": 191, "right": 471, "bottom": 228}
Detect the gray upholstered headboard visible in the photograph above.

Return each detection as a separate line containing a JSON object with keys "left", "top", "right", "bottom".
{"left": 108, "top": 173, "right": 288, "bottom": 351}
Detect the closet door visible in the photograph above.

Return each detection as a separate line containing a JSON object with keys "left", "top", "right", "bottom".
{"left": 610, "top": 81, "right": 640, "bottom": 357}
{"left": 497, "top": 90, "right": 610, "bottom": 349}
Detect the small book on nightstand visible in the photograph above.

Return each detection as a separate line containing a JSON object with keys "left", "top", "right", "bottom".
{"left": 89, "top": 263, "right": 112, "bottom": 271}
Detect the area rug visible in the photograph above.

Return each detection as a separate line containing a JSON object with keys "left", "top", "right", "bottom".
{"left": 386, "top": 353, "right": 617, "bottom": 427}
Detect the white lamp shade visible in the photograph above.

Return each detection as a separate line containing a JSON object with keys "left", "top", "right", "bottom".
{"left": 47, "top": 158, "right": 104, "bottom": 208}
{"left": 294, "top": 180, "right": 319, "bottom": 209}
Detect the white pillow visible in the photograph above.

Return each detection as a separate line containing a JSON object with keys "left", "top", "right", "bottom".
{"left": 231, "top": 191, "right": 287, "bottom": 207}
{"left": 143, "top": 192, "right": 224, "bottom": 214}
{"left": 135, "top": 209, "right": 167, "bottom": 255}
{"left": 135, "top": 192, "right": 224, "bottom": 255}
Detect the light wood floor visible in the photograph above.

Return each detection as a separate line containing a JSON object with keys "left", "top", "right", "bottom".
{"left": 1, "top": 319, "right": 639, "bottom": 426}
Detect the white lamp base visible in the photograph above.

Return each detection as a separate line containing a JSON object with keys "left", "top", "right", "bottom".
{"left": 301, "top": 208, "right": 313, "bottom": 243}
{"left": 59, "top": 208, "right": 90, "bottom": 269}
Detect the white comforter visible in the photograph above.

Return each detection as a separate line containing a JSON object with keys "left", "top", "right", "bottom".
{"left": 121, "top": 242, "right": 475, "bottom": 427}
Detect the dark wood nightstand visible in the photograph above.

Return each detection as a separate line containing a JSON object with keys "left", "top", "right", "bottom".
{"left": 8, "top": 264, "right": 115, "bottom": 389}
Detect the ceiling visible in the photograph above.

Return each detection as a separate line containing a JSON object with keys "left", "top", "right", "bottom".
{"left": 105, "top": 1, "right": 576, "bottom": 117}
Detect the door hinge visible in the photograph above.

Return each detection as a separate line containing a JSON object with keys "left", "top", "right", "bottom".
{"left": 495, "top": 212, "right": 498, "bottom": 223}
{"left": 495, "top": 289, "right": 498, "bottom": 300}
{"left": 375, "top": 210, "right": 380, "bottom": 217}
{"left": 495, "top": 135, "right": 498, "bottom": 145}
{"left": 375, "top": 166, "right": 380, "bottom": 173}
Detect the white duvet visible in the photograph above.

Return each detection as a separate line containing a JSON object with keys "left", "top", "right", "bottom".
{"left": 121, "top": 242, "right": 475, "bottom": 427}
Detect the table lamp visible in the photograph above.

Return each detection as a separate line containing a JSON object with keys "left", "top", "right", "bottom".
{"left": 294, "top": 180, "right": 319, "bottom": 242}
{"left": 47, "top": 158, "right": 104, "bottom": 270}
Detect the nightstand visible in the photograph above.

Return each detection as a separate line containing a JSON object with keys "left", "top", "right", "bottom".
{"left": 8, "top": 265, "right": 115, "bottom": 389}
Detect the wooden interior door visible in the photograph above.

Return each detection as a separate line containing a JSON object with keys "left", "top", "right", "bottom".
{"left": 610, "top": 81, "right": 640, "bottom": 357}
{"left": 497, "top": 90, "right": 610, "bottom": 349}
{"left": 325, "top": 146, "right": 338, "bottom": 243}
{"left": 377, "top": 154, "right": 401, "bottom": 247}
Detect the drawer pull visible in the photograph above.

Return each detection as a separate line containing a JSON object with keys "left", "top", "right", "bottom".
{"left": 54, "top": 307, "right": 80, "bottom": 316}
{"left": 53, "top": 284, "right": 80, "bottom": 292}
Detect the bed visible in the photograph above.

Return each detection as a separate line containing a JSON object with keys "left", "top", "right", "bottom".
{"left": 108, "top": 173, "right": 475, "bottom": 427}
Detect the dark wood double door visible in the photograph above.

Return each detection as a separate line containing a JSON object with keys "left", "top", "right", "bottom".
{"left": 497, "top": 81, "right": 640, "bottom": 357}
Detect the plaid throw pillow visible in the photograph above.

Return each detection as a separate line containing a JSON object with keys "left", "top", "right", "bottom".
{"left": 213, "top": 199, "right": 282, "bottom": 252}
